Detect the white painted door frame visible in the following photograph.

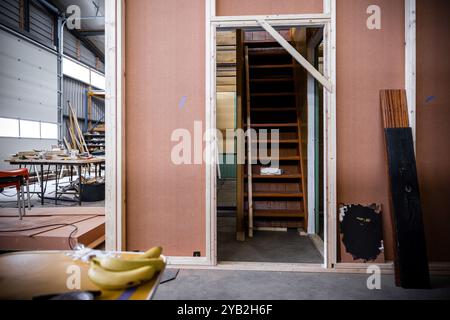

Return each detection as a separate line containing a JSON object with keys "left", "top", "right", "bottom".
{"left": 306, "top": 29, "right": 324, "bottom": 235}
{"left": 206, "top": 0, "right": 337, "bottom": 269}
{"left": 405, "top": 0, "right": 416, "bottom": 146}
{"left": 105, "top": 0, "right": 125, "bottom": 251}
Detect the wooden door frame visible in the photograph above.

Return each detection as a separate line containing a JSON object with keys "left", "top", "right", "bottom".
{"left": 206, "top": 0, "right": 337, "bottom": 269}
{"left": 306, "top": 29, "right": 324, "bottom": 236}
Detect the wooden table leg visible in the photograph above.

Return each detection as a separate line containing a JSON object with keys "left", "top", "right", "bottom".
{"left": 55, "top": 165, "right": 59, "bottom": 205}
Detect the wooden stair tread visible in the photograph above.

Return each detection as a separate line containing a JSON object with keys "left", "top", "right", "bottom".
{"left": 246, "top": 174, "right": 302, "bottom": 179}
{"left": 251, "top": 92, "right": 296, "bottom": 97}
{"left": 253, "top": 210, "right": 305, "bottom": 218}
{"left": 250, "top": 64, "right": 294, "bottom": 69}
{"left": 245, "top": 41, "right": 294, "bottom": 47}
{"left": 247, "top": 123, "right": 298, "bottom": 128}
{"left": 245, "top": 192, "right": 304, "bottom": 198}
{"left": 249, "top": 156, "right": 301, "bottom": 161}
{"left": 251, "top": 107, "right": 296, "bottom": 112}
{"left": 250, "top": 78, "right": 294, "bottom": 83}
{"left": 248, "top": 48, "right": 289, "bottom": 56}
{"left": 254, "top": 139, "right": 300, "bottom": 144}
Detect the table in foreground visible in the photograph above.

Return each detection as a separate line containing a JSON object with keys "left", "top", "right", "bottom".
{"left": 0, "top": 251, "right": 165, "bottom": 300}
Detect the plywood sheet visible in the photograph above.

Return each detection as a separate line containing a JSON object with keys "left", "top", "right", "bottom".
{"left": 216, "top": 31, "right": 236, "bottom": 46}
{"left": 36, "top": 216, "right": 105, "bottom": 249}
{"left": 336, "top": 0, "right": 405, "bottom": 262}
{"left": 217, "top": 51, "right": 236, "bottom": 65}
{"left": 217, "top": 92, "right": 236, "bottom": 130}
{"left": 416, "top": 0, "right": 450, "bottom": 262}
{"left": 125, "top": 0, "right": 206, "bottom": 256}
{"left": 216, "top": 0, "right": 323, "bottom": 16}
{"left": 0, "top": 215, "right": 105, "bottom": 251}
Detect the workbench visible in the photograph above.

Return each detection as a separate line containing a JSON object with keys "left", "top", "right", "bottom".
{"left": 0, "top": 251, "right": 165, "bottom": 300}
{"left": 7, "top": 157, "right": 105, "bottom": 206}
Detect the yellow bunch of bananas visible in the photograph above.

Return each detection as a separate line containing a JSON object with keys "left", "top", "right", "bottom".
{"left": 88, "top": 247, "right": 164, "bottom": 290}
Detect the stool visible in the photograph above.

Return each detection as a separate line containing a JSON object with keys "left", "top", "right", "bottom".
{"left": 0, "top": 169, "right": 31, "bottom": 219}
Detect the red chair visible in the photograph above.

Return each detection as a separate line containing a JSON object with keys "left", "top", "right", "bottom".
{"left": 0, "top": 168, "right": 31, "bottom": 219}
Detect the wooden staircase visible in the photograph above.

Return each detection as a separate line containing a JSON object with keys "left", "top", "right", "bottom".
{"left": 243, "top": 39, "right": 307, "bottom": 236}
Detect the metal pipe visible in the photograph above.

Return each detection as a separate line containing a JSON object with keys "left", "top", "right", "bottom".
{"left": 58, "top": 18, "right": 68, "bottom": 145}
{"left": 33, "top": 0, "right": 61, "bottom": 16}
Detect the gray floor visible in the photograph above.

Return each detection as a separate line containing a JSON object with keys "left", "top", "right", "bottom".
{"left": 154, "top": 269, "right": 450, "bottom": 300}
{"left": 218, "top": 216, "right": 323, "bottom": 263}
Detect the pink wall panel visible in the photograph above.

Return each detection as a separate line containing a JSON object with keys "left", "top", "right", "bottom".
{"left": 336, "top": 0, "right": 405, "bottom": 261}
{"left": 416, "top": 0, "right": 450, "bottom": 262}
{"left": 216, "top": 0, "right": 323, "bottom": 16}
{"left": 125, "top": 0, "right": 206, "bottom": 256}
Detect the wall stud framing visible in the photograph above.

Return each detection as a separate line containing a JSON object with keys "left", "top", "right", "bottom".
{"left": 105, "top": 0, "right": 125, "bottom": 251}
{"left": 405, "top": 0, "right": 416, "bottom": 145}
{"left": 205, "top": 0, "right": 217, "bottom": 266}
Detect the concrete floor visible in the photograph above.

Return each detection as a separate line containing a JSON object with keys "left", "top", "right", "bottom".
{"left": 218, "top": 215, "right": 323, "bottom": 263}
{"left": 154, "top": 269, "right": 450, "bottom": 300}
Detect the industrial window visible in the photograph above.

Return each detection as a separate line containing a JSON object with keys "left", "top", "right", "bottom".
{"left": 91, "top": 70, "right": 106, "bottom": 90}
{"left": 63, "top": 57, "right": 105, "bottom": 89}
{"left": 0, "top": 117, "right": 57, "bottom": 139}
{"left": 0, "top": 117, "right": 20, "bottom": 138}
{"left": 19, "top": 120, "right": 40, "bottom": 139}
{"left": 63, "top": 57, "right": 91, "bottom": 84}
{"left": 40, "top": 122, "right": 58, "bottom": 139}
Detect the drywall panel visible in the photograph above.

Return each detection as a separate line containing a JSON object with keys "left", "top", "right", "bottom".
{"left": 336, "top": 0, "right": 405, "bottom": 262}
{"left": 125, "top": 0, "right": 206, "bottom": 256}
{"left": 216, "top": 0, "right": 323, "bottom": 16}
{"left": 416, "top": 0, "right": 450, "bottom": 262}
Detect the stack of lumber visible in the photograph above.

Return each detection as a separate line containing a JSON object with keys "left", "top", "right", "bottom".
{"left": 65, "top": 101, "right": 90, "bottom": 156}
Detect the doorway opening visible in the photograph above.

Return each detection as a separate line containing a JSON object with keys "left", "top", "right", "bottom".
{"left": 216, "top": 26, "right": 325, "bottom": 264}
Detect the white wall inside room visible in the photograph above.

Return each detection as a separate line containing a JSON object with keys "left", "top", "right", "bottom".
{"left": 0, "top": 28, "right": 58, "bottom": 170}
